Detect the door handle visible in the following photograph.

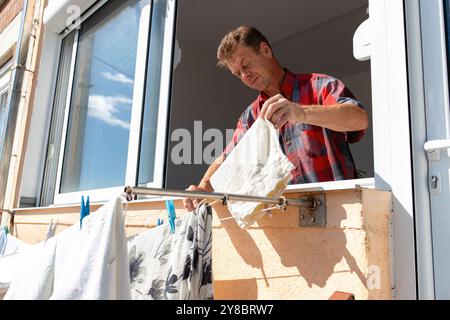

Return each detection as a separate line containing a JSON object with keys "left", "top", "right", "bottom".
{"left": 424, "top": 139, "right": 450, "bottom": 160}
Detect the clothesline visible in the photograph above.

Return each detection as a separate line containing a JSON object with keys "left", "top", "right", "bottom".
{"left": 0, "top": 186, "right": 317, "bottom": 223}
{"left": 123, "top": 186, "right": 318, "bottom": 210}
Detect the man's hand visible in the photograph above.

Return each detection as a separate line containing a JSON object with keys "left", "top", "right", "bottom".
{"left": 259, "top": 94, "right": 304, "bottom": 128}
{"left": 183, "top": 184, "right": 209, "bottom": 211}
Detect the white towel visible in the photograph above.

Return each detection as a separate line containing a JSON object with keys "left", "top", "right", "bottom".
{"left": 1, "top": 233, "right": 29, "bottom": 256}
{"left": 3, "top": 239, "right": 56, "bottom": 300}
{"left": 210, "top": 118, "right": 295, "bottom": 228}
{"left": 0, "top": 234, "right": 31, "bottom": 298}
{"left": 0, "top": 254, "right": 18, "bottom": 287}
{"left": 50, "top": 197, "right": 130, "bottom": 300}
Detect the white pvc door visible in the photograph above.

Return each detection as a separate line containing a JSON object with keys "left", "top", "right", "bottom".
{"left": 420, "top": 0, "right": 450, "bottom": 299}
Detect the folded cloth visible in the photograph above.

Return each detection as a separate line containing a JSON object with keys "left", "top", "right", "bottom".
{"left": 210, "top": 118, "right": 295, "bottom": 228}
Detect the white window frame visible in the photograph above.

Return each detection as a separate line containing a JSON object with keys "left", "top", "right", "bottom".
{"left": 368, "top": 0, "right": 416, "bottom": 300}
{"left": 0, "top": 61, "right": 12, "bottom": 149}
{"left": 0, "top": 61, "right": 12, "bottom": 90}
{"left": 53, "top": 2, "right": 150, "bottom": 204}
{"left": 48, "top": 0, "right": 175, "bottom": 205}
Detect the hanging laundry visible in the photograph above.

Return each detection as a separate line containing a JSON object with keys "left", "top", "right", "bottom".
{"left": 0, "top": 228, "right": 29, "bottom": 256}
{"left": 2, "top": 197, "right": 129, "bottom": 300}
{"left": 127, "top": 204, "right": 213, "bottom": 300}
{"left": 50, "top": 196, "right": 130, "bottom": 300}
{"left": 0, "top": 226, "right": 7, "bottom": 255}
{"left": 0, "top": 253, "right": 19, "bottom": 299}
{"left": 0, "top": 228, "right": 31, "bottom": 299}
{"left": 210, "top": 118, "right": 295, "bottom": 228}
{"left": 3, "top": 239, "right": 56, "bottom": 300}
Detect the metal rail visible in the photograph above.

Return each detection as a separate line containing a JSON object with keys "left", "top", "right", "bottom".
{"left": 124, "top": 186, "right": 317, "bottom": 209}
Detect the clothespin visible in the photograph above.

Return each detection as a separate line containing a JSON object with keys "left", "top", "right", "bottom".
{"left": 165, "top": 199, "right": 176, "bottom": 234}
{"left": 46, "top": 219, "right": 58, "bottom": 241}
{"left": 156, "top": 218, "right": 164, "bottom": 226}
{"left": 80, "top": 195, "right": 90, "bottom": 229}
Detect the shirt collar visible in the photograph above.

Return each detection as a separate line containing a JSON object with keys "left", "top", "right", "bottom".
{"left": 258, "top": 68, "right": 295, "bottom": 104}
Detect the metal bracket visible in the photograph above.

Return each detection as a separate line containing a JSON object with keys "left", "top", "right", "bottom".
{"left": 299, "top": 193, "right": 326, "bottom": 227}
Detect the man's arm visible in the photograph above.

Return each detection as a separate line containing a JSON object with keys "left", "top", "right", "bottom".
{"left": 260, "top": 94, "right": 369, "bottom": 132}
{"left": 296, "top": 103, "right": 368, "bottom": 132}
{"left": 197, "top": 154, "right": 224, "bottom": 192}
{"left": 183, "top": 154, "right": 224, "bottom": 211}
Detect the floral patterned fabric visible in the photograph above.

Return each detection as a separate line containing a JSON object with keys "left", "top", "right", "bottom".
{"left": 128, "top": 204, "right": 213, "bottom": 300}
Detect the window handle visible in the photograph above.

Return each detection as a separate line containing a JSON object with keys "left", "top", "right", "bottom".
{"left": 424, "top": 139, "right": 450, "bottom": 161}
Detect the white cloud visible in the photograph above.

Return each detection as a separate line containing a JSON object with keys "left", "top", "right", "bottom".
{"left": 102, "top": 71, "right": 134, "bottom": 85}
{"left": 87, "top": 95, "right": 132, "bottom": 129}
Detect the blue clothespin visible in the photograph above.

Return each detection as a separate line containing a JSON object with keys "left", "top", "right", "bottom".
{"left": 80, "top": 195, "right": 90, "bottom": 229}
{"left": 165, "top": 200, "right": 176, "bottom": 233}
{"left": 156, "top": 218, "right": 164, "bottom": 226}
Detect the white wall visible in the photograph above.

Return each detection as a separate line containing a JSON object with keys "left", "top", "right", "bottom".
{"left": 343, "top": 71, "right": 373, "bottom": 177}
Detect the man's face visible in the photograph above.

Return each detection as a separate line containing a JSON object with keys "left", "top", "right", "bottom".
{"left": 226, "top": 42, "right": 273, "bottom": 92}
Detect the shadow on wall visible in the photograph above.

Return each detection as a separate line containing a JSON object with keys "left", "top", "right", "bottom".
{"left": 258, "top": 206, "right": 367, "bottom": 289}
{"left": 213, "top": 192, "right": 368, "bottom": 298}
{"left": 212, "top": 204, "right": 266, "bottom": 299}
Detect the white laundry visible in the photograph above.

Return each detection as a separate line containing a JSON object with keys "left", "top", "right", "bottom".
{"left": 3, "top": 239, "right": 56, "bottom": 300}
{"left": 0, "top": 231, "right": 31, "bottom": 298}
{"left": 210, "top": 118, "right": 295, "bottom": 228}
{"left": 0, "top": 233, "right": 29, "bottom": 256}
{"left": 50, "top": 197, "right": 130, "bottom": 300}
{"left": 0, "top": 253, "right": 19, "bottom": 298}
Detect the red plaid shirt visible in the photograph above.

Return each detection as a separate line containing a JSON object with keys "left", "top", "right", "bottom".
{"left": 222, "top": 69, "right": 366, "bottom": 184}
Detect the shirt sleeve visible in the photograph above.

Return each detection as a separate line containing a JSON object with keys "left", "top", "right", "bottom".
{"left": 320, "top": 76, "right": 366, "bottom": 143}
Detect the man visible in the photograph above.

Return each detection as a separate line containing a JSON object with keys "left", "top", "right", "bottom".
{"left": 183, "top": 25, "right": 368, "bottom": 211}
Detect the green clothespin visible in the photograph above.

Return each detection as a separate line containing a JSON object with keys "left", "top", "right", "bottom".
{"left": 165, "top": 200, "right": 176, "bottom": 234}
{"left": 80, "top": 195, "right": 90, "bottom": 229}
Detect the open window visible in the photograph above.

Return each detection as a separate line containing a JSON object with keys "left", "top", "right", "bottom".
{"left": 166, "top": 0, "right": 373, "bottom": 190}
{"left": 40, "top": 0, "right": 174, "bottom": 205}
{"left": 34, "top": 0, "right": 372, "bottom": 206}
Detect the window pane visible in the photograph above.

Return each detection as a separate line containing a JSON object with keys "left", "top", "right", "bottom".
{"left": 0, "top": 91, "right": 9, "bottom": 156}
{"left": 60, "top": 0, "right": 149, "bottom": 193}
{"left": 40, "top": 32, "right": 76, "bottom": 205}
{"left": 138, "top": 0, "right": 168, "bottom": 186}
